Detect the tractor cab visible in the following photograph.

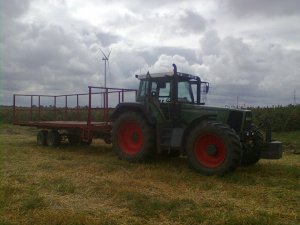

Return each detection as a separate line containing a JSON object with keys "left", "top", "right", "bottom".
{"left": 135, "top": 65, "right": 209, "bottom": 122}
{"left": 135, "top": 67, "right": 209, "bottom": 106}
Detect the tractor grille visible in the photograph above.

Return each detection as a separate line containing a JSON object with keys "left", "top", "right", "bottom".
{"left": 244, "top": 111, "right": 252, "bottom": 131}
{"left": 227, "top": 111, "right": 243, "bottom": 132}
{"left": 227, "top": 111, "right": 252, "bottom": 132}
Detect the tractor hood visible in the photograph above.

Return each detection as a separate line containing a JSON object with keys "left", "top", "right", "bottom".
{"left": 180, "top": 103, "right": 252, "bottom": 133}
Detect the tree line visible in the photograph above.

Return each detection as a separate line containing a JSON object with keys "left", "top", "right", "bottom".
{"left": 248, "top": 104, "right": 300, "bottom": 132}
{"left": 1, "top": 105, "right": 299, "bottom": 132}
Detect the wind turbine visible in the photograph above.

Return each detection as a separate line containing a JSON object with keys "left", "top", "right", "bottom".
{"left": 100, "top": 48, "right": 112, "bottom": 88}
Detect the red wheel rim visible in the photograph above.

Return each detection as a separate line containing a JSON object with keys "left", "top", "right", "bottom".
{"left": 118, "top": 121, "right": 144, "bottom": 155}
{"left": 194, "top": 133, "right": 227, "bottom": 168}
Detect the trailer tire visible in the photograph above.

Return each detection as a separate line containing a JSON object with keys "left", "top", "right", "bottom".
{"left": 68, "top": 134, "right": 80, "bottom": 145}
{"left": 47, "top": 130, "right": 60, "bottom": 147}
{"left": 81, "top": 140, "right": 92, "bottom": 145}
{"left": 186, "top": 122, "right": 242, "bottom": 175}
{"left": 37, "top": 130, "right": 48, "bottom": 146}
{"left": 104, "top": 135, "right": 112, "bottom": 144}
{"left": 112, "top": 111, "right": 155, "bottom": 162}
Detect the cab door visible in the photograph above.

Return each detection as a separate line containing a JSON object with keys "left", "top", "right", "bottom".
{"left": 156, "top": 80, "right": 172, "bottom": 120}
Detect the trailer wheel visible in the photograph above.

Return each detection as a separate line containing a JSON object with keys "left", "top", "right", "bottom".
{"left": 104, "top": 135, "right": 112, "bottom": 144}
{"left": 37, "top": 130, "right": 48, "bottom": 146}
{"left": 186, "top": 122, "right": 242, "bottom": 175}
{"left": 81, "top": 140, "right": 92, "bottom": 145}
{"left": 112, "top": 111, "right": 155, "bottom": 162}
{"left": 240, "top": 126, "right": 264, "bottom": 167}
{"left": 47, "top": 130, "right": 60, "bottom": 147}
{"left": 68, "top": 135, "right": 80, "bottom": 145}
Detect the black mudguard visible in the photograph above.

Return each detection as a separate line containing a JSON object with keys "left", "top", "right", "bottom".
{"left": 111, "top": 102, "right": 156, "bottom": 125}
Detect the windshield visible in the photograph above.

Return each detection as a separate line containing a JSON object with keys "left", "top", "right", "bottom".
{"left": 137, "top": 79, "right": 194, "bottom": 104}
{"left": 178, "top": 81, "right": 193, "bottom": 103}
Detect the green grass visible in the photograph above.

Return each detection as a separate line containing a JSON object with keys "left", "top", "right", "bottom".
{"left": 273, "top": 131, "right": 300, "bottom": 153}
{"left": 0, "top": 124, "right": 299, "bottom": 225}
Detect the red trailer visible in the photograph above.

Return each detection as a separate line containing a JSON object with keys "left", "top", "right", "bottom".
{"left": 13, "top": 86, "right": 137, "bottom": 146}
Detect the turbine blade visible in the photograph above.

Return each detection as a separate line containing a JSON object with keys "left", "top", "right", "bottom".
{"left": 107, "top": 48, "right": 112, "bottom": 58}
{"left": 100, "top": 49, "right": 107, "bottom": 59}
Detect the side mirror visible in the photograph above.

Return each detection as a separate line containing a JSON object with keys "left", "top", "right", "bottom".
{"left": 205, "top": 83, "right": 209, "bottom": 94}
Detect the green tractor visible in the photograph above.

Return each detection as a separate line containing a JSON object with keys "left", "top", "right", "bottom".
{"left": 111, "top": 64, "right": 282, "bottom": 175}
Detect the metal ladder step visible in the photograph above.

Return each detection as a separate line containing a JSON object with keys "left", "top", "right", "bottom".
{"left": 158, "top": 122, "right": 173, "bottom": 147}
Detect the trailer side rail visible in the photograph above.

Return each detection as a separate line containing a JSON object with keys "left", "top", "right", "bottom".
{"left": 13, "top": 87, "right": 137, "bottom": 129}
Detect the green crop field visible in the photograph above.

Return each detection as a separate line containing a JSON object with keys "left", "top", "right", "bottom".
{"left": 0, "top": 123, "right": 299, "bottom": 225}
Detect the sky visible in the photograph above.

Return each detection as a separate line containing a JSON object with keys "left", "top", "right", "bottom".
{"left": 1, "top": 0, "right": 300, "bottom": 107}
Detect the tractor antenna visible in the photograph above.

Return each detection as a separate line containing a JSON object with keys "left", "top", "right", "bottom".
{"left": 99, "top": 48, "right": 112, "bottom": 88}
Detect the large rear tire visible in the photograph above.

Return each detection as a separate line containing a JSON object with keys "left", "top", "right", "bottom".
{"left": 186, "top": 122, "right": 242, "bottom": 175}
{"left": 112, "top": 112, "right": 155, "bottom": 162}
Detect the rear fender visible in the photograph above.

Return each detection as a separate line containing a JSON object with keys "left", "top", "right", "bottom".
{"left": 111, "top": 102, "right": 156, "bottom": 125}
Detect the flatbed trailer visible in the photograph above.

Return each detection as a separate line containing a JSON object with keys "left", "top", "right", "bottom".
{"left": 13, "top": 86, "right": 137, "bottom": 146}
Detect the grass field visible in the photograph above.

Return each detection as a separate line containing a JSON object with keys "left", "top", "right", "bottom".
{"left": 0, "top": 123, "right": 299, "bottom": 225}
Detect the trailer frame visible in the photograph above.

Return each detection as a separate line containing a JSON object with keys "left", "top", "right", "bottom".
{"left": 13, "top": 86, "right": 137, "bottom": 144}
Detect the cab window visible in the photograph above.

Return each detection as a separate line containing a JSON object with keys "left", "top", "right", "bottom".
{"left": 158, "top": 82, "right": 171, "bottom": 103}
{"left": 138, "top": 80, "right": 148, "bottom": 98}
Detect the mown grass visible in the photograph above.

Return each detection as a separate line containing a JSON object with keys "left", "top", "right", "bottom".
{"left": 0, "top": 123, "right": 299, "bottom": 225}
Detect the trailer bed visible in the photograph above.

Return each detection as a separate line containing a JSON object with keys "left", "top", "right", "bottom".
{"left": 15, "top": 121, "right": 111, "bottom": 130}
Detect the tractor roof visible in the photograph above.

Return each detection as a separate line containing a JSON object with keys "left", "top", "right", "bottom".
{"left": 135, "top": 72, "right": 200, "bottom": 81}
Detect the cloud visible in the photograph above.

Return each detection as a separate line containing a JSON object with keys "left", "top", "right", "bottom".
{"left": 0, "top": 0, "right": 30, "bottom": 18}
{"left": 178, "top": 10, "right": 207, "bottom": 34}
{"left": 2, "top": 22, "right": 115, "bottom": 103}
{"left": 1, "top": 0, "right": 299, "bottom": 108}
{"left": 162, "top": 9, "right": 207, "bottom": 36}
{"left": 223, "top": 0, "right": 300, "bottom": 17}
{"left": 199, "top": 29, "right": 220, "bottom": 55}
{"left": 132, "top": 28, "right": 300, "bottom": 107}
{"left": 197, "top": 31, "right": 300, "bottom": 106}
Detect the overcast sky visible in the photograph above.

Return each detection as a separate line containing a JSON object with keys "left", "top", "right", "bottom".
{"left": 1, "top": 0, "right": 300, "bottom": 107}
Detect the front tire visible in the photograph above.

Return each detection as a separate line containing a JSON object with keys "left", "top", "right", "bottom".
{"left": 186, "top": 122, "right": 242, "bottom": 175}
{"left": 112, "top": 112, "right": 155, "bottom": 162}
{"left": 240, "top": 125, "right": 264, "bottom": 167}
